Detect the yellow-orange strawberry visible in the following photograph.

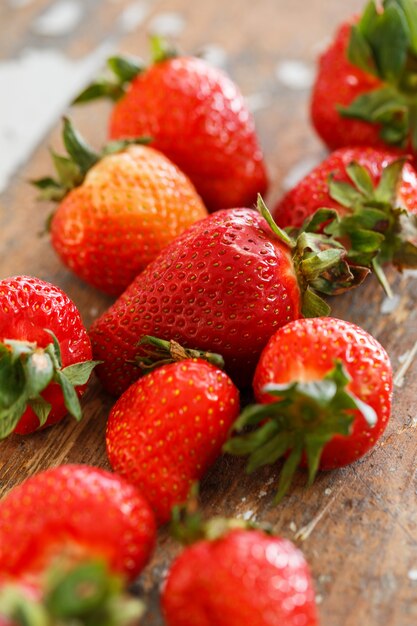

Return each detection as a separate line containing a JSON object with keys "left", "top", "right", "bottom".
{"left": 35, "top": 118, "right": 207, "bottom": 296}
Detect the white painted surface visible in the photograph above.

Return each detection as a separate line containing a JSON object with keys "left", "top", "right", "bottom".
{"left": 118, "top": 0, "right": 152, "bottom": 33}
{"left": 380, "top": 294, "right": 400, "bottom": 315}
{"left": 32, "top": 0, "right": 83, "bottom": 37}
{"left": 0, "top": 45, "right": 113, "bottom": 193}
{"left": 275, "top": 59, "right": 314, "bottom": 90}
{"left": 199, "top": 43, "right": 228, "bottom": 68}
{"left": 148, "top": 11, "right": 186, "bottom": 37}
{"left": 394, "top": 341, "right": 417, "bottom": 387}
{"left": 408, "top": 569, "right": 417, "bottom": 581}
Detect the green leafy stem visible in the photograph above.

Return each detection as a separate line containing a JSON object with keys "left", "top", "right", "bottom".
{"left": 0, "top": 331, "right": 99, "bottom": 439}
{"left": 224, "top": 361, "right": 377, "bottom": 502}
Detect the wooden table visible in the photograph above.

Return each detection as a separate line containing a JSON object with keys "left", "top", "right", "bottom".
{"left": 1, "top": 0, "right": 417, "bottom": 624}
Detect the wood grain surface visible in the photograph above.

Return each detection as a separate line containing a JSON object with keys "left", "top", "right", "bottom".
{"left": 1, "top": 1, "right": 417, "bottom": 624}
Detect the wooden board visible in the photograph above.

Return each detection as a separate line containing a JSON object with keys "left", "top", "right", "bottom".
{"left": 1, "top": 1, "right": 417, "bottom": 624}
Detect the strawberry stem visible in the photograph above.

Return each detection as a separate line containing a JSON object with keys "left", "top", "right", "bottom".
{"left": 170, "top": 486, "right": 262, "bottom": 546}
{"left": 257, "top": 195, "right": 295, "bottom": 247}
{"left": 372, "top": 257, "right": 394, "bottom": 299}
{"left": 257, "top": 196, "right": 369, "bottom": 317}
{"left": 149, "top": 35, "right": 178, "bottom": 64}
{"left": 136, "top": 335, "right": 225, "bottom": 372}
{"left": 73, "top": 54, "right": 145, "bottom": 104}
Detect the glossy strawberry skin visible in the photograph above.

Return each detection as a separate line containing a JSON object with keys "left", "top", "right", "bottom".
{"left": 0, "top": 276, "right": 92, "bottom": 435}
{"left": 109, "top": 57, "right": 268, "bottom": 212}
{"left": 311, "top": 20, "right": 388, "bottom": 152}
{"left": 51, "top": 145, "right": 207, "bottom": 296}
{"left": 106, "top": 359, "right": 239, "bottom": 524}
{"left": 90, "top": 209, "right": 302, "bottom": 395}
{"left": 273, "top": 146, "right": 417, "bottom": 228}
{"left": 162, "top": 529, "right": 318, "bottom": 626}
{"left": 0, "top": 465, "right": 156, "bottom": 583}
{"left": 254, "top": 317, "right": 392, "bottom": 468}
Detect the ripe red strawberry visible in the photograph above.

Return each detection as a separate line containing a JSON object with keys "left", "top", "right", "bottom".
{"left": 273, "top": 146, "right": 417, "bottom": 294}
{"left": 225, "top": 317, "right": 392, "bottom": 500}
{"left": 74, "top": 42, "right": 268, "bottom": 212}
{"left": 0, "top": 465, "right": 154, "bottom": 625}
{"left": 90, "top": 200, "right": 367, "bottom": 395}
{"left": 0, "top": 465, "right": 156, "bottom": 582}
{"left": 162, "top": 526, "right": 318, "bottom": 626}
{"left": 0, "top": 275, "right": 96, "bottom": 438}
{"left": 35, "top": 118, "right": 207, "bottom": 296}
{"left": 106, "top": 356, "right": 239, "bottom": 524}
{"left": 311, "top": 1, "right": 417, "bottom": 156}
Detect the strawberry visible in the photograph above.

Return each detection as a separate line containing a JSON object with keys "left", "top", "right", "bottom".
{"left": 162, "top": 509, "right": 318, "bottom": 626}
{"left": 0, "top": 465, "right": 154, "bottom": 625}
{"left": 273, "top": 147, "right": 417, "bottom": 295}
{"left": 225, "top": 317, "right": 392, "bottom": 500}
{"left": 0, "top": 564, "right": 145, "bottom": 626}
{"left": 74, "top": 39, "right": 268, "bottom": 212}
{"left": 35, "top": 118, "right": 207, "bottom": 296}
{"left": 0, "top": 275, "right": 97, "bottom": 438}
{"left": 106, "top": 354, "right": 239, "bottom": 524}
{"left": 311, "top": 1, "right": 417, "bottom": 156}
{"left": 0, "top": 465, "right": 156, "bottom": 581}
{"left": 90, "top": 199, "right": 367, "bottom": 395}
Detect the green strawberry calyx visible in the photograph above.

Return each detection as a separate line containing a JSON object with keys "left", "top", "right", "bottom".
{"left": 32, "top": 117, "right": 152, "bottom": 204}
{"left": 135, "top": 335, "right": 225, "bottom": 373}
{"left": 0, "top": 331, "right": 99, "bottom": 439}
{"left": 257, "top": 196, "right": 369, "bottom": 318}
{"left": 303, "top": 158, "right": 417, "bottom": 297}
{"left": 0, "top": 559, "right": 144, "bottom": 626}
{"left": 73, "top": 36, "right": 178, "bottom": 105}
{"left": 170, "top": 486, "right": 269, "bottom": 546}
{"left": 223, "top": 360, "right": 377, "bottom": 503}
{"left": 340, "top": 0, "right": 417, "bottom": 150}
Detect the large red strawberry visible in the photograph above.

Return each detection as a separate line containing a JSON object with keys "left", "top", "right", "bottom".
{"left": 162, "top": 512, "right": 318, "bottom": 626}
{"left": 273, "top": 147, "right": 417, "bottom": 295}
{"left": 0, "top": 465, "right": 155, "bottom": 625}
{"left": 106, "top": 354, "right": 239, "bottom": 524}
{"left": 225, "top": 317, "right": 392, "bottom": 500}
{"left": 0, "top": 275, "right": 96, "bottom": 438}
{"left": 0, "top": 465, "right": 156, "bottom": 581}
{"left": 90, "top": 200, "right": 367, "bottom": 395}
{"left": 74, "top": 40, "right": 268, "bottom": 212}
{"left": 311, "top": 1, "right": 417, "bottom": 156}
{"left": 35, "top": 118, "right": 207, "bottom": 296}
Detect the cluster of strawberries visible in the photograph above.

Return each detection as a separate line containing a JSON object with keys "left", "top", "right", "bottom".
{"left": 1, "top": 1, "right": 417, "bottom": 624}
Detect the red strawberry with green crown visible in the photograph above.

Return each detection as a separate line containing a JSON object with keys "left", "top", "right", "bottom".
{"left": 273, "top": 146, "right": 417, "bottom": 296}
{"left": 89, "top": 198, "right": 368, "bottom": 395}
{"left": 106, "top": 345, "right": 239, "bottom": 524}
{"left": 34, "top": 118, "right": 207, "bottom": 296}
{"left": 161, "top": 499, "right": 318, "bottom": 626}
{"left": 0, "top": 465, "right": 156, "bottom": 626}
{"left": 311, "top": 1, "right": 417, "bottom": 157}
{"left": 225, "top": 317, "right": 392, "bottom": 501}
{"left": 0, "top": 276, "right": 97, "bottom": 438}
{"left": 74, "top": 38, "right": 268, "bottom": 212}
